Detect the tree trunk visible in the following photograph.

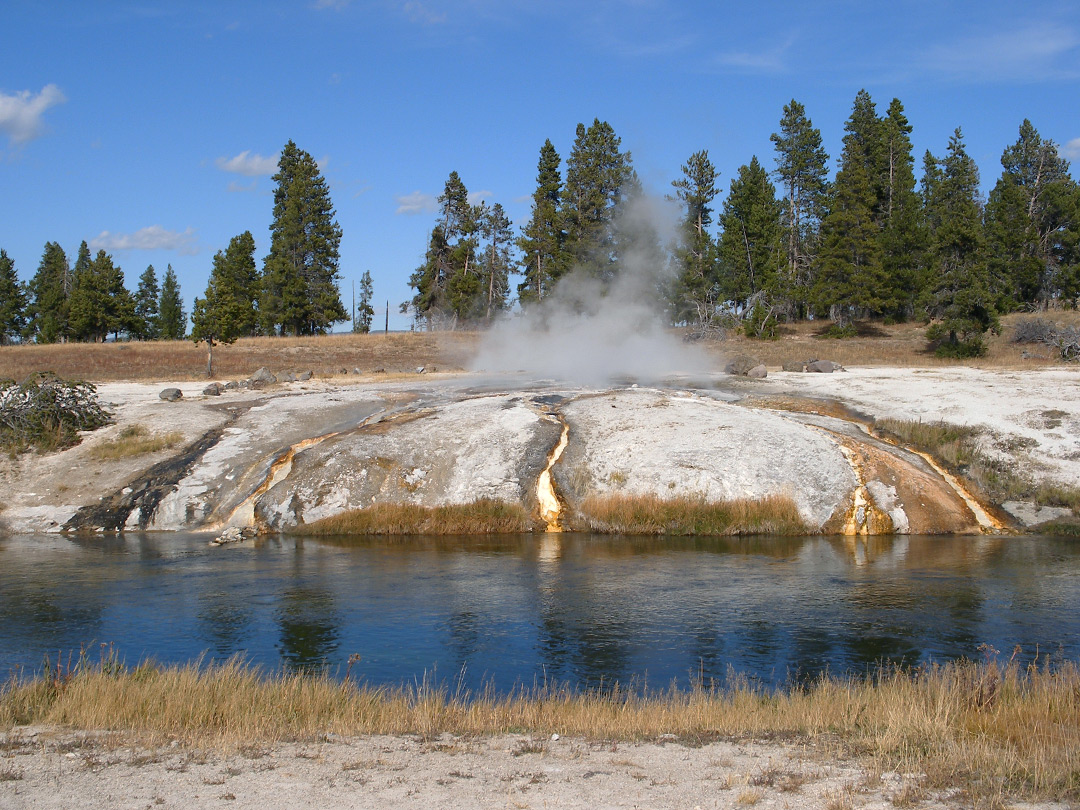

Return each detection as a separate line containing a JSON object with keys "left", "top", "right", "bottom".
{"left": 206, "top": 340, "right": 213, "bottom": 378}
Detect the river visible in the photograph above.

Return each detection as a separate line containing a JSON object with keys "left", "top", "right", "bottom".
{"left": 1, "top": 533, "right": 1077, "bottom": 691}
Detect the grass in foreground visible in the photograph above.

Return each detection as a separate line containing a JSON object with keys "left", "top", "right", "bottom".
{"left": 295, "top": 499, "right": 540, "bottom": 535}
{"left": 2, "top": 655, "right": 1078, "bottom": 805}
{"left": 573, "top": 493, "right": 809, "bottom": 535}
{"left": 87, "top": 425, "right": 184, "bottom": 460}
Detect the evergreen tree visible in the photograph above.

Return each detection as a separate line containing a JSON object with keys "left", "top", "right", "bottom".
{"left": 133, "top": 265, "right": 160, "bottom": 340}
{"left": 814, "top": 90, "right": 887, "bottom": 328}
{"left": 668, "top": 150, "right": 720, "bottom": 327}
{"left": 24, "top": 241, "right": 70, "bottom": 343}
{"left": 879, "top": 99, "right": 924, "bottom": 319}
{"left": 261, "top": 140, "right": 347, "bottom": 335}
{"left": 191, "top": 233, "right": 258, "bottom": 375}
{"left": 717, "top": 157, "right": 784, "bottom": 333}
{"left": 770, "top": 100, "right": 829, "bottom": 318}
{"left": 518, "top": 140, "right": 565, "bottom": 304}
{"left": 68, "top": 250, "right": 132, "bottom": 342}
{"left": 0, "top": 249, "right": 27, "bottom": 345}
{"left": 986, "top": 119, "right": 1076, "bottom": 308}
{"left": 158, "top": 265, "right": 186, "bottom": 340}
{"left": 354, "top": 269, "right": 374, "bottom": 333}
{"left": 405, "top": 224, "right": 453, "bottom": 329}
{"left": 563, "top": 119, "right": 633, "bottom": 280}
{"left": 478, "top": 202, "right": 514, "bottom": 320}
{"left": 923, "top": 129, "right": 998, "bottom": 356}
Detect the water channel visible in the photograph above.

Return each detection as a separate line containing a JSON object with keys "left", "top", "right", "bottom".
{"left": 1, "top": 533, "right": 1078, "bottom": 692}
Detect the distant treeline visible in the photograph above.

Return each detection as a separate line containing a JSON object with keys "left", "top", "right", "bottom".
{"left": 406, "top": 91, "right": 1080, "bottom": 357}
{"left": 0, "top": 140, "right": 358, "bottom": 349}
{"left": 2, "top": 92, "right": 1078, "bottom": 358}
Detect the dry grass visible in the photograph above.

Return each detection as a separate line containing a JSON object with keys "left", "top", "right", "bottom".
{"left": 295, "top": 499, "right": 541, "bottom": 535}
{"left": 572, "top": 493, "right": 809, "bottom": 536}
{"left": 3, "top": 313, "right": 1078, "bottom": 385}
{"left": 2, "top": 656, "right": 1078, "bottom": 804}
{"left": 0, "top": 332, "right": 478, "bottom": 383}
{"left": 874, "top": 418, "right": 1080, "bottom": 516}
{"left": 87, "top": 425, "right": 184, "bottom": 460}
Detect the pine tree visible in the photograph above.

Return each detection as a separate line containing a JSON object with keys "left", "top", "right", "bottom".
{"left": 68, "top": 250, "right": 132, "bottom": 342}
{"left": 405, "top": 225, "right": 453, "bottom": 329}
{"left": 0, "top": 249, "right": 27, "bottom": 345}
{"left": 986, "top": 119, "right": 1076, "bottom": 308}
{"left": 133, "top": 265, "right": 160, "bottom": 340}
{"left": 717, "top": 157, "right": 784, "bottom": 334}
{"left": 879, "top": 99, "right": 924, "bottom": 319}
{"left": 478, "top": 202, "right": 514, "bottom": 320}
{"left": 24, "top": 241, "right": 70, "bottom": 343}
{"left": 158, "top": 265, "right": 186, "bottom": 340}
{"left": 191, "top": 233, "right": 259, "bottom": 375}
{"left": 924, "top": 129, "right": 998, "bottom": 356}
{"left": 563, "top": 119, "right": 633, "bottom": 280}
{"left": 814, "top": 90, "right": 887, "bottom": 328}
{"left": 354, "top": 269, "right": 374, "bottom": 333}
{"left": 668, "top": 150, "right": 719, "bottom": 327}
{"left": 261, "top": 140, "right": 347, "bottom": 335}
{"left": 770, "top": 100, "right": 829, "bottom": 318}
{"left": 518, "top": 140, "right": 565, "bottom": 304}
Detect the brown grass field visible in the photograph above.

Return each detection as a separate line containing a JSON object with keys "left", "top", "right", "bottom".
{"left": 1, "top": 312, "right": 1078, "bottom": 383}
{"left": 3, "top": 653, "right": 1078, "bottom": 805}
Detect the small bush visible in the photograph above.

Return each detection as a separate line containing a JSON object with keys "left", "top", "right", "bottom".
{"left": 0, "top": 372, "right": 111, "bottom": 454}
{"left": 819, "top": 323, "right": 858, "bottom": 339}
{"left": 1012, "top": 317, "right": 1056, "bottom": 344}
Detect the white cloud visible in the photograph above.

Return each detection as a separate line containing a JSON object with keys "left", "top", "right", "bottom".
{"left": 226, "top": 180, "right": 258, "bottom": 193}
{"left": 467, "top": 189, "right": 495, "bottom": 205}
{"left": 90, "top": 226, "right": 198, "bottom": 255}
{"left": 0, "top": 84, "right": 66, "bottom": 145}
{"left": 395, "top": 191, "right": 438, "bottom": 215}
{"left": 403, "top": 1, "right": 447, "bottom": 25}
{"left": 1064, "top": 138, "right": 1080, "bottom": 161}
{"left": 712, "top": 35, "right": 793, "bottom": 74}
{"left": 215, "top": 150, "right": 278, "bottom": 176}
{"left": 920, "top": 23, "right": 1080, "bottom": 81}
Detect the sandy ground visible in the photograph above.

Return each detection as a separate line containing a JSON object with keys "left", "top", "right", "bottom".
{"left": 0, "top": 729, "right": 1068, "bottom": 810}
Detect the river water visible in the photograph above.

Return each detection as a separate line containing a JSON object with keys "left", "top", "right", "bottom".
{"left": 1, "top": 533, "right": 1077, "bottom": 691}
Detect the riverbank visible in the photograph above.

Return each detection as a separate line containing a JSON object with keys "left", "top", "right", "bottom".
{"left": 2, "top": 657, "right": 1077, "bottom": 808}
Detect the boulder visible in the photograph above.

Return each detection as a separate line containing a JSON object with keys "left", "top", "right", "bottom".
{"left": 224, "top": 380, "right": 240, "bottom": 390}
{"left": 277, "top": 371, "right": 297, "bottom": 383}
{"left": 724, "top": 355, "right": 762, "bottom": 376}
{"left": 297, "top": 370, "right": 313, "bottom": 381}
{"left": 781, "top": 360, "right": 807, "bottom": 373}
{"left": 209, "top": 526, "right": 257, "bottom": 547}
{"left": 747, "top": 364, "right": 768, "bottom": 379}
{"left": 249, "top": 367, "right": 276, "bottom": 388}
{"left": 202, "top": 382, "right": 225, "bottom": 396}
{"left": 807, "top": 359, "right": 844, "bottom": 373}
{"left": 159, "top": 388, "right": 183, "bottom": 402}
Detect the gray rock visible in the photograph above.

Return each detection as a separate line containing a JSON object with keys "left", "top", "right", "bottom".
{"left": 159, "top": 388, "right": 183, "bottom": 402}
{"left": 747, "top": 364, "right": 768, "bottom": 379}
{"left": 249, "top": 367, "right": 276, "bottom": 388}
{"left": 203, "top": 382, "right": 225, "bottom": 396}
{"left": 1002, "top": 500, "right": 1074, "bottom": 527}
{"left": 724, "top": 355, "right": 762, "bottom": 376}
{"left": 807, "top": 359, "right": 843, "bottom": 373}
{"left": 224, "top": 380, "right": 240, "bottom": 390}
{"left": 782, "top": 360, "right": 807, "bottom": 373}
{"left": 416, "top": 366, "right": 426, "bottom": 374}
{"left": 298, "top": 370, "right": 313, "bottom": 381}
{"left": 209, "top": 526, "right": 257, "bottom": 547}
{"left": 277, "top": 371, "right": 297, "bottom": 383}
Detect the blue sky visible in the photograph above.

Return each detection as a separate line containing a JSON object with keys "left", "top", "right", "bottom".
{"left": 2, "top": 0, "right": 1078, "bottom": 331}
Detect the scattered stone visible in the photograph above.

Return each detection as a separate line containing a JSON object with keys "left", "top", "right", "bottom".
{"left": 747, "top": 364, "right": 768, "bottom": 379}
{"left": 158, "top": 388, "right": 183, "bottom": 402}
{"left": 224, "top": 380, "right": 240, "bottom": 390}
{"left": 724, "top": 355, "right": 762, "bottom": 376}
{"left": 277, "top": 371, "right": 297, "bottom": 383}
{"left": 416, "top": 366, "right": 426, "bottom": 374}
{"left": 373, "top": 368, "right": 386, "bottom": 374}
{"left": 209, "top": 526, "right": 257, "bottom": 546}
{"left": 339, "top": 368, "right": 349, "bottom": 375}
{"left": 203, "top": 382, "right": 225, "bottom": 396}
{"left": 353, "top": 368, "right": 365, "bottom": 376}
{"left": 298, "top": 370, "right": 313, "bottom": 381}
{"left": 807, "top": 360, "right": 844, "bottom": 373}
{"left": 782, "top": 360, "right": 807, "bottom": 373}
{"left": 249, "top": 367, "right": 276, "bottom": 388}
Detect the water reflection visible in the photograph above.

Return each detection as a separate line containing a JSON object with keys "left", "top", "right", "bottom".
{"left": 0, "top": 532, "right": 1078, "bottom": 691}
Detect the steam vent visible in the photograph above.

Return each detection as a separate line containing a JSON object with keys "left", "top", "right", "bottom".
{"left": 2, "top": 374, "right": 1012, "bottom": 538}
